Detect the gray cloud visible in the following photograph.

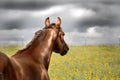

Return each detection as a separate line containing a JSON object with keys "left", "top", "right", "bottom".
{"left": 100, "top": 0, "right": 120, "bottom": 5}
{"left": 0, "top": 0, "right": 120, "bottom": 45}
{"left": 1, "top": 20, "right": 23, "bottom": 30}
{"left": 0, "top": 13, "right": 43, "bottom": 30}
{"left": 76, "top": 14, "right": 115, "bottom": 31}
{"left": 74, "top": 1, "right": 120, "bottom": 32}
{"left": 0, "top": 1, "right": 56, "bottom": 10}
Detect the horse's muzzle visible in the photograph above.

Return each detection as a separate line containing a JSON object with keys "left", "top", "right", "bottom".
{"left": 61, "top": 45, "right": 69, "bottom": 56}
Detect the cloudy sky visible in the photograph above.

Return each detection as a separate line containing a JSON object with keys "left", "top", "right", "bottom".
{"left": 0, "top": 0, "right": 120, "bottom": 45}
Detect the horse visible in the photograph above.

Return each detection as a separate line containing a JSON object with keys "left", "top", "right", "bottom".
{"left": 0, "top": 17, "right": 69, "bottom": 80}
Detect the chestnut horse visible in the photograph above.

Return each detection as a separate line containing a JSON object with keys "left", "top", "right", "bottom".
{"left": 0, "top": 17, "right": 69, "bottom": 80}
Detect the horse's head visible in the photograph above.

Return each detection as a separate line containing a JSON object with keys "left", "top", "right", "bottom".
{"left": 45, "top": 17, "right": 69, "bottom": 56}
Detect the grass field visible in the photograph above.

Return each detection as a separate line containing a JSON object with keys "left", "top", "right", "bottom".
{"left": 0, "top": 46, "right": 120, "bottom": 80}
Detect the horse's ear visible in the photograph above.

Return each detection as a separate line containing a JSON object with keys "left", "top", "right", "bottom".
{"left": 45, "top": 17, "right": 50, "bottom": 27}
{"left": 56, "top": 17, "right": 61, "bottom": 28}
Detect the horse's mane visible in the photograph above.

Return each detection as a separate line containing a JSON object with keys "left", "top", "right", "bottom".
{"left": 16, "top": 30, "right": 43, "bottom": 53}
{"left": 16, "top": 24, "right": 55, "bottom": 54}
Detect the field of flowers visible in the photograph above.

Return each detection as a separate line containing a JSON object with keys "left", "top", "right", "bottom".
{"left": 0, "top": 46, "right": 120, "bottom": 80}
{"left": 49, "top": 46, "right": 120, "bottom": 80}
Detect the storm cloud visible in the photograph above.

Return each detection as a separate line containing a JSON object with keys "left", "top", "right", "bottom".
{"left": 74, "top": 1, "right": 120, "bottom": 32}
{"left": 0, "top": 1, "right": 56, "bottom": 10}
{"left": 0, "top": 0, "right": 120, "bottom": 45}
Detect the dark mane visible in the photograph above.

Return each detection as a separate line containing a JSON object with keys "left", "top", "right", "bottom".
{"left": 16, "top": 30, "right": 43, "bottom": 53}
{"left": 16, "top": 24, "right": 55, "bottom": 54}
{"left": 17, "top": 24, "right": 59, "bottom": 54}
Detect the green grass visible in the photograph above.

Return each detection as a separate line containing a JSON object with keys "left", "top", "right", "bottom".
{"left": 0, "top": 46, "right": 120, "bottom": 80}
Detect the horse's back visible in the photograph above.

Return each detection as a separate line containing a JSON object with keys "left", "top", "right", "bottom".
{"left": 0, "top": 52, "right": 17, "bottom": 80}
{"left": 0, "top": 52, "right": 9, "bottom": 72}
{"left": 0, "top": 52, "right": 9, "bottom": 80}
{"left": 11, "top": 56, "right": 50, "bottom": 80}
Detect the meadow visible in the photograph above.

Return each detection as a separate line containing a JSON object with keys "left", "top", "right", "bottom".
{"left": 0, "top": 46, "right": 120, "bottom": 80}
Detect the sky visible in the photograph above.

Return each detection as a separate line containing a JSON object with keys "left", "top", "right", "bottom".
{"left": 0, "top": 0, "right": 120, "bottom": 45}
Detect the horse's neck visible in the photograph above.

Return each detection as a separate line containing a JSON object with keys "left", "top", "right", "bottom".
{"left": 29, "top": 30, "right": 55, "bottom": 70}
{"left": 13, "top": 29, "right": 56, "bottom": 70}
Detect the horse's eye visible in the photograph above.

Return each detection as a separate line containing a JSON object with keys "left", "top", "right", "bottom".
{"left": 63, "top": 33, "right": 65, "bottom": 36}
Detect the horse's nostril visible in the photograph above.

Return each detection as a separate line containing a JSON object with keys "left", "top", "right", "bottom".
{"left": 65, "top": 46, "right": 69, "bottom": 51}
{"left": 64, "top": 47, "right": 67, "bottom": 51}
{"left": 64, "top": 46, "right": 69, "bottom": 53}
{"left": 67, "top": 47, "right": 69, "bottom": 51}
{"left": 65, "top": 44, "right": 69, "bottom": 51}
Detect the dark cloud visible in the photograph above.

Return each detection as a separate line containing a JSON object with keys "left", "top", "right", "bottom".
{"left": 74, "top": 1, "right": 120, "bottom": 32}
{"left": 0, "top": 16, "right": 42, "bottom": 30}
{"left": 0, "top": 1, "right": 56, "bottom": 10}
{"left": 2, "top": 20, "right": 23, "bottom": 30}
{"left": 75, "top": 16, "right": 115, "bottom": 32}
{"left": 0, "top": 0, "right": 91, "bottom": 10}
{"left": 100, "top": 0, "right": 120, "bottom": 5}
{"left": 0, "top": 0, "right": 120, "bottom": 10}
{"left": 0, "top": 0, "right": 120, "bottom": 45}
{"left": 77, "top": 14, "right": 115, "bottom": 30}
